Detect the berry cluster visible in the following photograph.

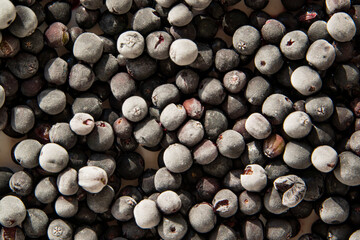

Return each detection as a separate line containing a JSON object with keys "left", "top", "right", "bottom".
{"left": 1, "top": 0, "right": 360, "bottom": 239}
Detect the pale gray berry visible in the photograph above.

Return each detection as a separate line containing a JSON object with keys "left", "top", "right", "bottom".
{"left": 55, "top": 196, "right": 78, "bottom": 218}
{"left": 0, "top": 196, "right": 26, "bottom": 228}
{"left": 168, "top": 3, "right": 193, "bottom": 27}
{"left": 163, "top": 143, "right": 193, "bottom": 173}
{"left": 8, "top": 6, "right": 38, "bottom": 38}
{"left": 169, "top": 39, "right": 198, "bottom": 66}
{"left": 160, "top": 103, "right": 186, "bottom": 131}
{"left": 57, "top": 168, "right": 79, "bottom": 196}
{"left": 14, "top": 139, "right": 42, "bottom": 168}
{"left": 189, "top": 202, "right": 216, "bottom": 233}
{"left": 87, "top": 185, "right": 115, "bottom": 213}
{"left": 0, "top": 0, "right": 16, "bottom": 29}
{"left": 311, "top": 145, "right": 338, "bottom": 173}
{"left": 245, "top": 113, "right": 272, "bottom": 140}
{"left": 117, "top": 31, "right": 144, "bottom": 59}
{"left": 111, "top": 196, "right": 137, "bottom": 221}
{"left": 39, "top": 143, "right": 69, "bottom": 173}
{"left": 69, "top": 113, "right": 95, "bottom": 136}
{"left": 47, "top": 219, "right": 73, "bottom": 240}
{"left": 212, "top": 189, "right": 238, "bottom": 218}
{"left": 78, "top": 166, "right": 108, "bottom": 193}
{"left": 134, "top": 199, "right": 161, "bottom": 229}
{"left": 241, "top": 164, "right": 267, "bottom": 192}
{"left": 283, "top": 111, "right": 312, "bottom": 139}
{"left": 290, "top": 66, "right": 322, "bottom": 96}
{"left": 122, "top": 96, "right": 148, "bottom": 122}
{"left": 327, "top": 12, "right": 356, "bottom": 42}
{"left": 156, "top": 190, "right": 182, "bottom": 214}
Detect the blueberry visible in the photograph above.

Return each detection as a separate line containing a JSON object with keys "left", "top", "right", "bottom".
{"left": 0, "top": 33, "right": 20, "bottom": 58}
{"left": 160, "top": 103, "right": 186, "bottom": 131}
{"left": 212, "top": 189, "right": 238, "bottom": 218}
{"left": 311, "top": 145, "right": 338, "bottom": 173}
{"left": 74, "top": 226, "right": 97, "bottom": 240}
{"left": 156, "top": 190, "right": 182, "bottom": 214}
{"left": 157, "top": 213, "right": 188, "bottom": 240}
{"left": 242, "top": 218, "right": 264, "bottom": 240}
{"left": 319, "top": 197, "right": 349, "bottom": 224}
{"left": 56, "top": 168, "right": 79, "bottom": 196}
{"left": 196, "top": 177, "right": 221, "bottom": 201}
{"left": 216, "top": 130, "right": 245, "bottom": 159}
{"left": 23, "top": 208, "right": 48, "bottom": 238}
{"left": 168, "top": 3, "right": 193, "bottom": 27}
{"left": 45, "top": 1, "right": 71, "bottom": 24}
{"left": 99, "top": 11, "right": 127, "bottom": 36}
{"left": 283, "top": 141, "right": 312, "bottom": 169}
{"left": 245, "top": 76, "right": 272, "bottom": 106}
{"left": 163, "top": 143, "right": 192, "bottom": 173}
{"left": 14, "top": 139, "right": 42, "bottom": 169}
{"left": 305, "top": 94, "right": 334, "bottom": 122}
{"left": 170, "top": 24, "right": 197, "bottom": 41}
{"left": 239, "top": 190, "right": 262, "bottom": 215}
{"left": 281, "top": 0, "right": 305, "bottom": 11}
{"left": 75, "top": 5, "right": 99, "bottom": 29}
{"left": 134, "top": 118, "right": 163, "bottom": 148}
{"left": 37, "top": 88, "right": 66, "bottom": 115}
{"left": 261, "top": 19, "right": 286, "bottom": 44}
{"left": 55, "top": 196, "right": 78, "bottom": 218}
{"left": 132, "top": 7, "right": 161, "bottom": 35}
{"left": 169, "top": 39, "right": 198, "bottom": 66}
{"left": 250, "top": 10, "right": 270, "bottom": 29}
{"left": 73, "top": 32, "right": 104, "bottom": 64}
{"left": 241, "top": 164, "right": 267, "bottom": 192}
{"left": 21, "top": 29, "right": 44, "bottom": 54}
{"left": 273, "top": 174, "right": 307, "bottom": 208}
{"left": 183, "top": 98, "right": 204, "bottom": 120}
{"left": 306, "top": 39, "right": 336, "bottom": 70}
{"left": 215, "top": 49, "right": 240, "bottom": 73}
{"left": 331, "top": 104, "right": 355, "bottom": 131}
{"left": 177, "top": 119, "right": 204, "bottom": 147}
{"left": 334, "top": 151, "right": 360, "bottom": 186}
{"left": 116, "top": 152, "right": 144, "bottom": 179}
{"left": 265, "top": 218, "right": 292, "bottom": 240}
{"left": 223, "top": 70, "right": 247, "bottom": 94}
{"left": 327, "top": 12, "right": 356, "bottom": 42}
{"left": 155, "top": 167, "right": 182, "bottom": 192}
{"left": 233, "top": 25, "right": 261, "bottom": 55}
{"left": 203, "top": 154, "right": 233, "bottom": 178}
{"left": 189, "top": 43, "right": 213, "bottom": 71}
{"left": 222, "top": 9, "right": 249, "bottom": 36}
{"left": 350, "top": 130, "right": 360, "bottom": 155}
{"left": 0, "top": 196, "right": 26, "bottom": 228}
{"left": 189, "top": 202, "right": 216, "bottom": 233}
{"left": 325, "top": 172, "right": 349, "bottom": 196}
{"left": 194, "top": 15, "right": 218, "bottom": 41}
{"left": 117, "top": 31, "right": 144, "bottom": 59}
{"left": 198, "top": 78, "right": 226, "bottom": 106}
{"left": 87, "top": 185, "right": 115, "bottom": 214}
{"left": 43, "top": 57, "right": 68, "bottom": 86}
{"left": 106, "top": 0, "right": 132, "bottom": 14}
{"left": 8, "top": 6, "right": 38, "bottom": 38}
{"left": 280, "top": 30, "right": 309, "bottom": 60}
{"left": 7, "top": 52, "right": 39, "bottom": 79}
{"left": 193, "top": 139, "right": 218, "bottom": 165}
{"left": 134, "top": 199, "right": 161, "bottom": 229}
{"left": 78, "top": 166, "right": 108, "bottom": 193}
{"left": 9, "top": 170, "right": 33, "bottom": 196}
{"left": 152, "top": 83, "right": 180, "bottom": 110}
{"left": 263, "top": 186, "right": 289, "bottom": 214}
{"left": 146, "top": 31, "right": 172, "bottom": 60}
{"left": 0, "top": 0, "right": 16, "bottom": 29}
{"left": 34, "top": 177, "right": 58, "bottom": 204}
{"left": 245, "top": 113, "right": 272, "bottom": 140}
{"left": 283, "top": 111, "right": 312, "bottom": 139}
{"left": 47, "top": 219, "right": 73, "bottom": 240}
{"left": 301, "top": 169, "right": 324, "bottom": 201}
{"left": 69, "top": 113, "right": 95, "bottom": 136}
{"left": 44, "top": 22, "right": 69, "bottom": 48}
{"left": 39, "top": 143, "right": 69, "bottom": 173}
{"left": 111, "top": 196, "right": 136, "bottom": 221}
{"left": 262, "top": 93, "right": 293, "bottom": 125}
{"left": 120, "top": 93, "right": 148, "bottom": 121}
{"left": 254, "top": 45, "right": 283, "bottom": 75}
{"left": 307, "top": 20, "right": 332, "bottom": 42}
{"left": 49, "top": 123, "right": 77, "bottom": 150}
{"left": 69, "top": 63, "right": 95, "bottom": 92}
{"left": 209, "top": 224, "right": 237, "bottom": 240}
{"left": 241, "top": 141, "right": 266, "bottom": 166}
{"left": 245, "top": 0, "right": 268, "bottom": 10}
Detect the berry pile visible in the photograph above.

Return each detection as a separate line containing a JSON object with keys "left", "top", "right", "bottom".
{"left": 0, "top": 0, "right": 360, "bottom": 239}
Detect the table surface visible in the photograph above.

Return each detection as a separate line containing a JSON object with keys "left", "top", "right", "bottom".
{"left": 0, "top": 0, "right": 320, "bottom": 238}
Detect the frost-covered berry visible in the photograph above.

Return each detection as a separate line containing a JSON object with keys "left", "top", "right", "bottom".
{"left": 111, "top": 196, "right": 137, "bottom": 221}
{"left": 163, "top": 143, "right": 193, "bottom": 173}
{"left": 0, "top": 196, "right": 26, "bottom": 228}
{"left": 69, "top": 113, "right": 95, "bottom": 136}
{"left": 233, "top": 25, "right": 261, "bottom": 55}
{"left": 47, "top": 219, "right": 73, "bottom": 240}
{"left": 14, "top": 139, "right": 42, "bottom": 168}
{"left": 0, "top": 0, "right": 16, "bottom": 29}
{"left": 283, "top": 111, "right": 312, "bottom": 139}
{"left": 311, "top": 145, "right": 338, "bottom": 173}
{"left": 122, "top": 96, "right": 148, "bottom": 122}
{"left": 290, "top": 66, "right": 322, "bottom": 96}
{"left": 241, "top": 164, "right": 267, "bottom": 192}
{"left": 117, "top": 31, "right": 144, "bottom": 59}
{"left": 306, "top": 39, "right": 336, "bottom": 70}
{"left": 169, "top": 39, "right": 198, "bottom": 66}
{"left": 254, "top": 45, "right": 283, "bottom": 75}
{"left": 168, "top": 3, "right": 193, "bottom": 27}
{"left": 273, "top": 174, "right": 307, "bottom": 208}
{"left": 212, "top": 189, "right": 238, "bottom": 218}
{"left": 189, "top": 202, "right": 217, "bottom": 233}
{"left": 216, "top": 130, "right": 245, "bottom": 159}
{"left": 327, "top": 12, "right": 356, "bottom": 42}
{"left": 78, "top": 166, "right": 108, "bottom": 193}
{"left": 156, "top": 190, "right": 182, "bottom": 214}
{"left": 57, "top": 168, "right": 79, "bottom": 196}
{"left": 134, "top": 199, "right": 161, "bottom": 229}
{"left": 245, "top": 113, "right": 272, "bottom": 140}
{"left": 160, "top": 103, "right": 186, "bottom": 131}
{"left": 39, "top": 143, "right": 69, "bottom": 173}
